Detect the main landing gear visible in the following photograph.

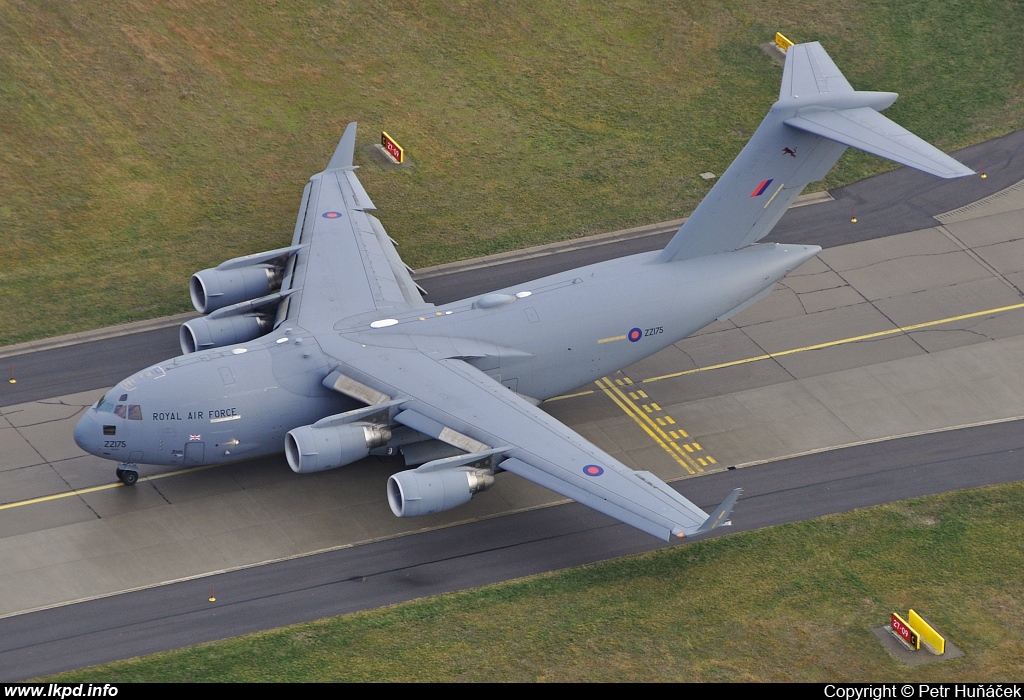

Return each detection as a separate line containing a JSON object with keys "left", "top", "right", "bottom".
{"left": 115, "top": 464, "right": 139, "bottom": 486}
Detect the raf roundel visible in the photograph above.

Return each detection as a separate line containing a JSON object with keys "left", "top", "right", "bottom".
{"left": 628, "top": 327, "right": 643, "bottom": 342}
{"left": 583, "top": 464, "right": 605, "bottom": 477}
{"left": 322, "top": 211, "right": 343, "bottom": 219}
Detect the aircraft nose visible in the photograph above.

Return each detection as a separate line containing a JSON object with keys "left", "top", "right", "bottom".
{"left": 73, "top": 411, "right": 99, "bottom": 454}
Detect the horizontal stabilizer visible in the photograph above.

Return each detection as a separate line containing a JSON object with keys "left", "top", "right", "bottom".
{"left": 785, "top": 108, "right": 974, "bottom": 179}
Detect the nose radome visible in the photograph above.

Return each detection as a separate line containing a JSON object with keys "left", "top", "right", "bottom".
{"left": 73, "top": 412, "right": 97, "bottom": 454}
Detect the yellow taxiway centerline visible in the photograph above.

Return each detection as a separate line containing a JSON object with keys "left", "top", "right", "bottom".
{"left": 548, "top": 300, "right": 1024, "bottom": 401}
{"left": 0, "top": 463, "right": 221, "bottom": 512}
{"left": 7, "top": 303, "right": 1024, "bottom": 512}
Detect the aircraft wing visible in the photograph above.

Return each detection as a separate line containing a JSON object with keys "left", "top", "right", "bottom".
{"left": 279, "top": 123, "right": 428, "bottom": 326}
{"left": 325, "top": 338, "right": 739, "bottom": 541}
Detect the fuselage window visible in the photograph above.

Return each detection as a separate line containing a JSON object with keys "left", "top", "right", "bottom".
{"left": 128, "top": 405, "right": 142, "bottom": 421}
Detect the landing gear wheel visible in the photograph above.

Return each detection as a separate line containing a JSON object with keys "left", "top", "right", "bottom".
{"left": 115, "top": 467, "right": 124, "bottom": 480}
{"left": 119, "top": 469, "right": 138, "bottom": 486}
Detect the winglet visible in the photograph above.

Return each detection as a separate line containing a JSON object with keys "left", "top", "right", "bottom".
{"left": 688, "top": 488, "right": 742, "bottom": 537}
{"left": 326, "top": 122, "right": 358, "bottom": 171}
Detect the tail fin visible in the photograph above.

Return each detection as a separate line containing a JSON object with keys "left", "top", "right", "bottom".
{"left": 656, "top": 42, "right": 974, "bottom": 264}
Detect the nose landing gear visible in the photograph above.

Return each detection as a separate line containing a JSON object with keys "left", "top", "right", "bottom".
{"left": 115, "top": 464, "right": 139, "bottom": 486}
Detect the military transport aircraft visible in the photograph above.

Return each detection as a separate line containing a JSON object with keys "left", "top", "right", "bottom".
{"left": 74, "top": 43, "right": 972, "bottom": 541}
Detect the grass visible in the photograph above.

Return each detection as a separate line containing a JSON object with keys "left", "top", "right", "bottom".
{"left": 47, "top": 481, "right": 1024, "bottom": 681}
{"left": 2, "top": 1, "right": 1024, "bottom": 344}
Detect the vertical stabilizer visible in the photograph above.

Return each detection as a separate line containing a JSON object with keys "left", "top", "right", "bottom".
{"left": 656, "top": 42, "right": 973, "bottom": 264}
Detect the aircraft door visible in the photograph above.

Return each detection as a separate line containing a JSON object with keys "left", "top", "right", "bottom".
{"left": 184, "top": 441, "right": 205, "bottom": 465}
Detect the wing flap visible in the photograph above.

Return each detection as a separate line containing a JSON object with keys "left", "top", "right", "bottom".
{"left": 500, "top": 457, "right": 690, "bottom": 540}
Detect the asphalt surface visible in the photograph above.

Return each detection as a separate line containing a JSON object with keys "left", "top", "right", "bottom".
{"left": 4, "top": 419, "right": 1022, "bottom": 678}
{"left": 2, "top": 129, "right": 1024, "bottom": 679}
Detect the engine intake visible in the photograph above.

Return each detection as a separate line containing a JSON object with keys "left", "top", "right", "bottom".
{"left": 179, "top": 315, "right": 271, "bottom": 354}
{"left": 190, "top": 265, "right": 283, "bottom": 314}
{"left": 387, "top": 468, "right": 495, "bottom": 518}
{"left": 285, "top": 423, "right": 392, "bottom": 474}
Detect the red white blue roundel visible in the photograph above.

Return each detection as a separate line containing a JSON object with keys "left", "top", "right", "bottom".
{"left": 628, "top": 327, "right": 643, "bottom": 342}
{"left": 322, "top": 211, "right": 343, "bottom": 219}
{"left": 583, "top": 464, "right": 605, "bottom": 477}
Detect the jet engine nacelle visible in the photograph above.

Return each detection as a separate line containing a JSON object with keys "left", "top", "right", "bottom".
{"left": 179, "top": 315, "right": 271, "bottom": 354}
{"left": 285, "top": 423, "right": 392, "bottom": 474}
{"left": 387, "top": 468, "right": 495, "bottom": 518}
{"left": 190, "top": 264, "right": 282, "bottom": 314}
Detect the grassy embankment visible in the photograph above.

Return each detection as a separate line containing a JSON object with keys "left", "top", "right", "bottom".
{"left": 50, "top": 482, "right": 1024, "bottom": 681}
{"left": 2, "top": 1, "right": 1023, "bottom": 345}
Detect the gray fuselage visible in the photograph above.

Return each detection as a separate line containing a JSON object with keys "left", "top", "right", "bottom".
{"left": 74, "top": 242, "right": 817, "bottom": 469}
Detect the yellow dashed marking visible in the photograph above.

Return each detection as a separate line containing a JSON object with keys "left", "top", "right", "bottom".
{"left": 683, "top": 443, "right": 694, "bottom": 453}
{"left": 598, "top": 376, "right": 708, "bottom": 474}
{"left": 656, "top": 417, "right": 666, "bottom": 426}
{"left": 629, "top": 392, "right": 639, "bottom": 400}
{"left": 665, "top": 416, "right": 675, "bottom": 425}
{"left": 596, "top": 379, "right": 696, "bottom": 475}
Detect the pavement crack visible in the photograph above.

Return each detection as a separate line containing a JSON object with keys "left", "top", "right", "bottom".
{"left": 148, "top": 480, "right": 173, "bottom": 506}
{"left": 832, "top": 249, "right": 964, "bottom": 274}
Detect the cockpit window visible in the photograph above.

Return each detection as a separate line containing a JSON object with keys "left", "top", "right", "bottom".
{"left": 128, "top": 405, "right": 142, "bottom": 421}
{"left": 119, "top": 394, "right": 128, "bottom": 401}
{"left": 96, "top": 398, "right": 116, "bottom": 413}
{"left": 114, "top": 405, "right": 127, "bottom": 419}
